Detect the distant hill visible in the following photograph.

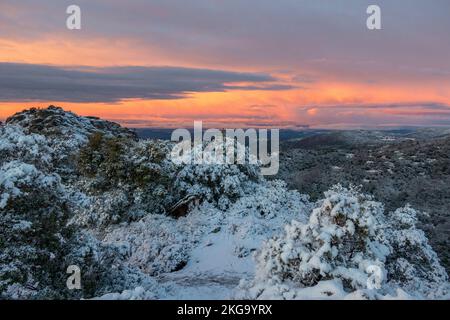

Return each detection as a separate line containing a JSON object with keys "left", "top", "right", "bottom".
{"left": 134, "top": 127, "right": 324, "bottom": 141}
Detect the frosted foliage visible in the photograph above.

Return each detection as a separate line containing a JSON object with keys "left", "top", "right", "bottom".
{"left": 0, "top": 161, "right": 69, "bottom": 299}
{"left": 174, "top": 138, "right": 261, "bottom": 209}
{"left": 0, "top": 161, "right": 61, "bottom": 209}
{"left": 238, "top": 186, "right": 449, "bottom": 300}
{"left": 386, "top": 206, "right": 448, "bottom": 297}
{"left": 0, "top": 126, "right": 52, "bottom": 169}
{"left": 253, "top": 186, "right": 389, "bottom": 288}
{"left": 103, "top": 214, "right": 195, "bottom": 275}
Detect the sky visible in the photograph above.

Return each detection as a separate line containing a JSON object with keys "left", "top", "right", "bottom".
{"left": 0, "top": 0, "right": 450, "bottom": 128}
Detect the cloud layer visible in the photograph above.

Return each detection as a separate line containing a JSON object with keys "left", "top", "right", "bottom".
{"left": 0, "top": 63, "right": 291, "bottom": 103}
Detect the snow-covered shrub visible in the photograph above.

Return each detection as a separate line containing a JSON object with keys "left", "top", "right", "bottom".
{"left": 77, "top": 133, "right": 135, "bottom": 189}
{"left": 0, "top": 161, "right": 72, "bottom": 299}
{"left": 75, "top": 134, "right": 175, "bottom": 225}
{"left": 78, "top": 133, "right": 173, "bottom": 189}
{"left": 71, "top": 188, "right": 135, "bottom": 227}
{"left": 0, "top": 125, "right": 53, "bottom": 171}
{"left": 129, "top": 140, "right": 177, "bottom": 213}
{"left": 63, "top": 231, "right": 158, "bottom": 299}
{"left": 385, "top": 205, "right": 448, "bottom": 297}
{"left": 231, "top": 180, "right": 310, "bottom": 219}
{"left": 251, "top": 186, "right": 390, "bottom": 290}
{"left": 0, "top": 160, "right": 142, "bottom": 299}
{"left": 101, "top": 178, "right": 311, "bottom": 281}
{"left": 103, "top": 214, "right": 198, "bottom": 276}
{"left": 238, "top": 186, "right": 448, "bottom": 299}
{"left": 174, "top": 137, "right": 261, "bottom": 209}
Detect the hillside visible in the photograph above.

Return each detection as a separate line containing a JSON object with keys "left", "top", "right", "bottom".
{"left": 0, "top": 106, "right": 448, "bottom": 300}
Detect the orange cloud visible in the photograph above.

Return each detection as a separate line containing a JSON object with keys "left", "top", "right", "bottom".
{"left": 1, "top": 32, "right": 450, "bottom": 128}
{"left": 2, "top": 80, "right": 448, "bottom": 128}
{"left": 0, "top": 36, "right": 173, "bottom": 67}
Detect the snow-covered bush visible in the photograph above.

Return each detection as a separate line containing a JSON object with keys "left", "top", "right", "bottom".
{"left": 385, "top": 205, "right": 448, "bottom": 297}
{"left": 63, "top": 231, "right": 158, "bottom": 299}
{"left": 103, "top": 212, "right": 203, "bottom": 276}
{"left": 249, "top": 186, "right": 390, "bottom": 290}
{"left": 0, "top": 161, "right": 72, "bottom": 299}
{"left": 0, "top": 159, "right": 144, "bottom": 299}
{"left": 75, "top": 134, "right": 175, "bottom": 225}
{"left": 77, "top": 133, "right": 137, "bottom": 189}
{"left": 174, "top": 137, "right": 261, "bottom": 210}
{"left": 231, "top": 180, "right": 310, "bottom": 219}
{"left": 237, "top": 186, "right": 448, "bottom": 299}
{"left": 0, "top": 125, "right": 53, "bottom": 171}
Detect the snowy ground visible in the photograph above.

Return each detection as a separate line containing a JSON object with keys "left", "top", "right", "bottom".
{"left": 97, "top": 184, "right": 311, "bottom": 300}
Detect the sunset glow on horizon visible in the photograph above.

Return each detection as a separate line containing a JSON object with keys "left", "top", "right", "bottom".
{"left": 1, "top": 0, "right": 450, "bottom": 129}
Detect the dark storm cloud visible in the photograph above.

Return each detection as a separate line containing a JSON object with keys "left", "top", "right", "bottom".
{"left": 0, "top": 63, "right": 292, "bottom": 103}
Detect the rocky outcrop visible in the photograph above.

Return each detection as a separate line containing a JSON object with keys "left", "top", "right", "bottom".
{"left": 6, "top": 105, "right": 137, "bottom": 141}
